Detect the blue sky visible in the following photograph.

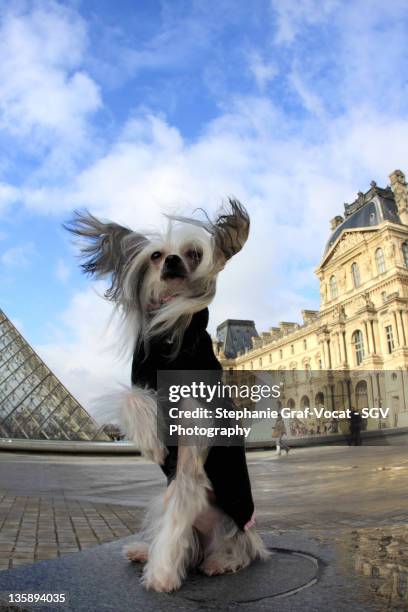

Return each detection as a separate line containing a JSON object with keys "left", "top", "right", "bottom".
{"left": 1, "top": 0, "right": 408, "bottom": 408}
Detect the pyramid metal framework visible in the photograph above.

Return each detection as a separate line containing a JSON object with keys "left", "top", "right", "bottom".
{"left": 0, "top": 308, "right": 109, "bottom": 441}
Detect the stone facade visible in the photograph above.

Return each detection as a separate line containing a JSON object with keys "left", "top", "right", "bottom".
{"left": 215, "top": 170, "right": 408, "bottom": 433}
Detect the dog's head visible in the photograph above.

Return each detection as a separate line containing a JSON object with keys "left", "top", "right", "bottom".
{"left": 65, "top": 200, "right": 249, "bottom": 353}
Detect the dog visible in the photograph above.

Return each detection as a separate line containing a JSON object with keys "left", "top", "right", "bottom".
{"left": 65, "top": 200, "right": 269, "bottom": 592}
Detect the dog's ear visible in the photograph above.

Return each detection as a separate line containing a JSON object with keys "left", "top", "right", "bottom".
{"left": 64, "top": 210, "right": 148, "bottom": 300}
{"left": 166, "top": 199, "right": 250, "bottom": 268}
{"left": 212, "top": 199, "right": 250, "bottom": 265}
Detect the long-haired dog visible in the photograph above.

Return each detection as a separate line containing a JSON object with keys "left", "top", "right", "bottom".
{"left": 66, "top": 200, "right": 269, "bottom": 592}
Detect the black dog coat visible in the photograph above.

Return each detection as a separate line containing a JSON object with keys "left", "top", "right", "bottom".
{"left": 131, "top": 308, "right": 255, "bottom": 531}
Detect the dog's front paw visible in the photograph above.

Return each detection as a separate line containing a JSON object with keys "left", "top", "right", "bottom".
{"left": 143, "top": 573, "right": 181, "bottom": 593}
{"left": 199, "top": 557, "right": 242, "bottom": 576}
{"left": 142, "top": 565, "right": 182, "bottom": 593}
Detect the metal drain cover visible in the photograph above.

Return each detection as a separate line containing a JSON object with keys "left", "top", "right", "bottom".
{"left": 175, "top": 548, "right": 320, "bottom": 603}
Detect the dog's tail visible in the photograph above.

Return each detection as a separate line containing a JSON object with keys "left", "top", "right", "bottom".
{"left": 95, "top": 385, "right": 167, "bottom": 464}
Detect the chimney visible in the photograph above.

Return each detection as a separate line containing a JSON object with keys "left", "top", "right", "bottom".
{"left": 301, "top": 309, "right": 319, "bottom": 325}
{"left": 330, "top": 215, "right": 343, "bottom": 230}
{"left": 390, "top": 169, "right": 408, "bottom": 225}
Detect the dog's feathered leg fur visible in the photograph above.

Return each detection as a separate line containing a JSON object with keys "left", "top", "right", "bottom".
{"left": 98, "top": 386, "right": 169, "bottom": 567}
{"left": 200, "top": 514, "right": 270, "bottom": 576}
{"left": 142, "top": 448, "right": 210, "bottom": 592}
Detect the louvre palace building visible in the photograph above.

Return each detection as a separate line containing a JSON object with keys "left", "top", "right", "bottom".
{"left": 215, "top": 170, "right": 408, "bottom": 436}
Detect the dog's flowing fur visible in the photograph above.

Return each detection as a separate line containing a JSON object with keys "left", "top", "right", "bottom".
{"left": 66, "top": 201, "right": 269, "bottom": 592}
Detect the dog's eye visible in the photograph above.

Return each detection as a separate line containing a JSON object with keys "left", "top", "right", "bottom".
{"left": 150, "top": 251, "right": 162, "bottom": 261}
{"left": 186, "top": 249, "right": 202, "bottom": 261}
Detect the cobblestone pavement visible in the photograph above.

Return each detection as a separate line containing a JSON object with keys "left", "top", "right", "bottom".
{"left": 0, "top": 494, "right": 144, "bottom": 571}
{"left": 0, "top": 439, "right": 407, "bottom": 573}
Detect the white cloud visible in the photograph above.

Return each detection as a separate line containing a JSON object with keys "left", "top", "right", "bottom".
{"left": 272, "top": 0, "right": 340, "bottom": 45}
{"left": 36, "top": 288, "right": 129, "bottom": 413}
{"left": 288, "top": 70, "right": 325, "bottom": 116}
{"left": 1, "top": 242, "right": 35, "bottom": 268}
{"left": 0, "top": 1, "right": 101, "bottom": 165}
{"left": 0, "top": 182, "right": 20, "bottom": 213}
{"left": 247, "top": 50, "right": 278, "bottom": 92}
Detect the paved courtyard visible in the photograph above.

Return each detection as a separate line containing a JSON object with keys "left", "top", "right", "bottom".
{"left": 0, "top": 438, "right": 407, "bottom": 609}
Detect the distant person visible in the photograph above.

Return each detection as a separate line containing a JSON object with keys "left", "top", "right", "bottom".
{"left": 272, "top": 415, "right": 290, "bottom": 455}
{"left": 330, "top": 418, "right": 338, "bottom": 434}
{"left": 348, "top": 408, "right": 362, "bottom": 446}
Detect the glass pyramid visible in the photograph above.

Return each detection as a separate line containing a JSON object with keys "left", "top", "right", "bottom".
{"left": 0, "top": 308, "right": 109, "bottom": 441}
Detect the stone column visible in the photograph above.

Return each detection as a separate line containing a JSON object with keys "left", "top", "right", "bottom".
{"left": 373, "top": 319, "right": 383, "bottom": 355}
{"left": 402, "top": 310, "right": 408, "bottom": 342}
{"left": 326, "top": 339, "right": 332, "bottom": 369}
{"left": 399, "top": 310, "right": 407, "bottom": 346}
{"left": 319, "top": 340, "right": 326, "bottom": 369}
{"left": 363, "top": 321, "right": 371, "bottom": 354}
{"left": 393, "top": 311, "right": 401, "bottom": 347}
{"left": 370, "top": 319, "right": 377, "bottom": 354}
{"left": 337, "top": 331, "right": 344, "bottom": 364}
{"left": 342, "top": 332, "right": 348, "bottom": 366}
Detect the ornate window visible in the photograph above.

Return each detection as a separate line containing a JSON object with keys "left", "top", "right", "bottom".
{"left": 385, "top": 325, "right": 395, "bottom": 353}
{"left": 279, "top": 349, "right": 283, "bottom": 359}
{"left": 375, "top": 248, "right": 386, "bottom": 274}
{"left": 351, "top": 262, "right": 361, "bottom": 288}
{"left": 329, "top": 275, "right": 338, "bottom": 299}
{"left": 301, "top": 395, "right": 310, "bottom": 408}
{"left": 352, "top": 330, "right": 365, "bottom": 365}
{"left": 402, "top": 242, "right": 408, "bottom": 267}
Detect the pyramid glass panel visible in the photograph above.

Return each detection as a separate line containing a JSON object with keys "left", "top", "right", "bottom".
{"left": 0, "top": 309, "right": 109, "bottom": 441}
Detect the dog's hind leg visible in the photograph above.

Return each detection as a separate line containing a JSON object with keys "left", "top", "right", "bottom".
{"left": 123, "top": 492, "right": 164, "bottom": 564}
{"left": 200, "top": 513, "right": 270, "bottom": 576}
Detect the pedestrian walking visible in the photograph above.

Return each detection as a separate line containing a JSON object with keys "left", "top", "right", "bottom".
{"left": 348, "top": 408, "right": 363, "bottom": 446}
{"left": 272, "top": 415, "right": 290, "bottom": 455}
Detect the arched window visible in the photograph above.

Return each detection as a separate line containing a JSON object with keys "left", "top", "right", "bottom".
{"left": 351, "top": 262, "right": 361, "bottom": 288}
{"left": 352, "top": 330, "right": 365, "bottom": 365}
{"left": 301, "top": 395, "right": 310, "bottom": 408}
{"left": 315, "top": 391, "right": 324, "bottom": 407}
{"left": 355, "top": 380, "right": 368, "bottom": 411}
{"left": 375, "top": 248, "right": 386, "bottom": 274}
{"left": 402, "top": 242, "right": 408, "bottom": 267}
{"left": 329, "top": 275, "right": 338, "bottom": 299}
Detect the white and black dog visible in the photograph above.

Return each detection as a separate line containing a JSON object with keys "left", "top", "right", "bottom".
{"left": 66, "top": 201, "right": 269, "bottom": 592}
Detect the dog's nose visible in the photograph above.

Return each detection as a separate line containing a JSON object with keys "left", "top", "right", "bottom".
{"left": 164, "top": 254, "right": 182, "bottom": 268}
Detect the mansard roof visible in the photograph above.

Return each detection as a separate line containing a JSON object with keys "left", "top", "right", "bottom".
{"left": 324, "top": 182, "right": 401, "bottom": 255}
{"left": 216, "top": 319, "right": 258, "bottom": 359}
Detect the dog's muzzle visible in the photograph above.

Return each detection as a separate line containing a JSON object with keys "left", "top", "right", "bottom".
{"left": 161, "top": 254, "right": 187, "bottom": 280}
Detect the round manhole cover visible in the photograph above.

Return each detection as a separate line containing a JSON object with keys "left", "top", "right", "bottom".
{"left": 175, "top": 548, "right": 320, "bottom": 603}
